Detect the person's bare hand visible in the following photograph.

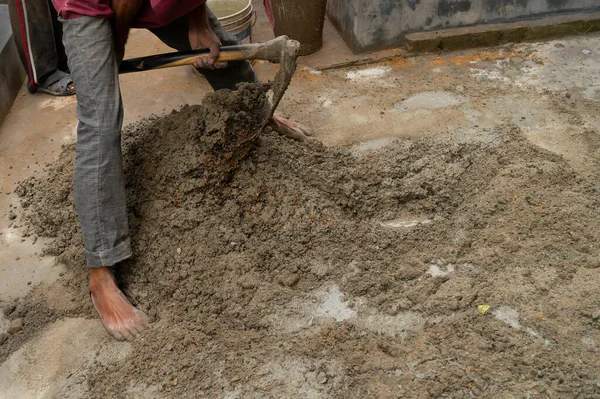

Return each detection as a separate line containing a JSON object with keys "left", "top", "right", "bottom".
{"left": 192, "top": 29, "right": 228, "bottom": 70}
{"left": 188, "top": 5, "right": 228, "bottom": 70}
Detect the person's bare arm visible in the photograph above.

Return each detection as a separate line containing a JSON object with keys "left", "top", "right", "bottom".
{"left": 188, "top": 4, "right": 227, "bottom": 70}
{"left": 111, "top": 0, "right": 144, "bottom": 63}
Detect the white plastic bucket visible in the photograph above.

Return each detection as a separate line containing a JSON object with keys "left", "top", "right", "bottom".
{"left": 207, "top": 0, "right": 254, "bottom": 41}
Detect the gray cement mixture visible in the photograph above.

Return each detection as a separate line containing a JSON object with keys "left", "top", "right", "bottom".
{"left": 2, "top": 82, "right": 600, "bottom": 398}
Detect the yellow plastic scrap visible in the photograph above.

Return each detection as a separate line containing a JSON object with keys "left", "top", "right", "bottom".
{"left": 477, "top": 304, "right": 491, "bottom": 315}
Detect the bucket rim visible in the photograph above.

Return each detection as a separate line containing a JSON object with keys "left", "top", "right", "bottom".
{"left": 226, "top": 16, "right": 253, "bottom": 34}
{"left": 232, "top": 25, "right": 252, "bottom": 38}
{"left": 221, "top": 9, "right": 253, "bottom": 28}
{"left": 207, "top": 0, "right": 252, "bottom": 22}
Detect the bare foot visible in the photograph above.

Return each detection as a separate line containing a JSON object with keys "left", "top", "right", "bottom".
{"left": 269, "top": 115, "right": 316, "bottom": 142}
{"left": 89, "top": 267, "right": 149, "bottom": 341}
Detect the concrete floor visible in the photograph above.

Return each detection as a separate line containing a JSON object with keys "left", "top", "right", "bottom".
{"left": 1, "top": 6, "right": 599, "bottom": 397}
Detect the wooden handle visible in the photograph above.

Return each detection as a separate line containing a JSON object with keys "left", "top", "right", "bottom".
{"left": 151, "top": 51, "right": 247, "bottom": 69}
{"left": 119, "top": 46, "right": 253, "bottom": 74}
{"left": 119, "top": 36, "right": 292, "bottom": 74}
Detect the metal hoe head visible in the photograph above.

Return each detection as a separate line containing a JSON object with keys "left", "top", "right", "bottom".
{"left": 118, "top": 35, "right": 300, "bottom": 132}
{"left": 261, "top": 37, "right": 300, "bottom": 129}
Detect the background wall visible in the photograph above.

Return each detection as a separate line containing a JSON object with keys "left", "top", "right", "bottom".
{"left": 328, "top": 0, "right": 600, "bottom": 52}
{"left": 0, "top": 4, "right": 26, "bottom": 125}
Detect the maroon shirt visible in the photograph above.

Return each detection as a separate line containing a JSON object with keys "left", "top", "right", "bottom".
{"left": 52, "top": 0, "right": 207, "bottom": 28}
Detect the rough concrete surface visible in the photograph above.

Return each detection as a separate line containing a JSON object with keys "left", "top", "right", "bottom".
{"left": 1, "top": 22, "right": 600, "bottom": 399}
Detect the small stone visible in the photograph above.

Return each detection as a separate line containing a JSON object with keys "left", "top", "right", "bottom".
{"left": 240, "top": 278, "right": 256, "bottom": 290}
{"left": 8, "top": 318, "right": 23, "bottom": 334}
{"left": 591, "top": 310, "right": 600, "bottom": 321}
{"left": 27, "top": 281, "right": 32, "bottom": 286}
{"left": 3, "top": 304, "right": 16, "bottom": 317}
{"left": 584, "top": 261, "right": 598, "bottom": 269}
{"left": 8, "top": 212, "right": 16, "bottom": 221}
{"left": 176, "top": 248, "right": 182, "bottom": 254}
{"left": 565, "top": 93, "right": 571, "bottom": 99}
{"left": 521, "top": 269, "right": 532, "bottom": 277}
{"left": 317, "top": 371, "right": 328, "bottom": 384}
{"left": 12, "top": 304, "right": 27, "bottom": 318}
{"left": 510, "top": 57, "right": 524, "bottom": 66}
{"left": 568, "top": 231, "right": 579, "bottom": 241}
{"left": 283, "top": 274, "right": 300, "bottom": 287}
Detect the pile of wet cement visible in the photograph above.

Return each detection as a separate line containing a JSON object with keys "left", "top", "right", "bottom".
{"left": 3, "top": 83, "right": 600, "bottom": 397}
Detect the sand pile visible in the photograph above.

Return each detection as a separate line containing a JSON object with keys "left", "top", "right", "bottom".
{"left": 3, "top": 83, "right": 600, "bottom": 398}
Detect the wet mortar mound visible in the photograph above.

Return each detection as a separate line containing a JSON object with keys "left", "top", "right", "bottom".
{"left": 4, "top": 83, "right": 600, "bottom": 398}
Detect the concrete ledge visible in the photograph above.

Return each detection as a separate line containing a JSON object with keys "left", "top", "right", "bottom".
{"left": 0, "top": 4, "right": 25, "bottom": 126}
{"left": 405, "top": 12, "right": 600, "bottom": 53}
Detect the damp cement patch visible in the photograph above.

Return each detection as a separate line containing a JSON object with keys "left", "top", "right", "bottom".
{"left": 395, "top": 91, "right": 465, "bottom": 111}
{"left": 0, "top": 318, "right": 131, "bottom": 399}
{"left": 491, "top": 306, "right": 548, "bottom": 344}
{"left": 316, "top": 285, "right": 357, "bottom": 322}
{"left": 354, "top": 312, "right": 426, "bottom": 339}
{"left": 314, "top": 285, "right": 425, "bottom": 338}
{"left": 350, "top": 138, "right": 399, "bottom": 156}
{"left": 380, "top": 217, "right": 432, "bottom": 229}
{"left": 346, "top": 67, "right": 391, "bottom": 80}
{"left": 427, "top": 264, "right": 455, "bottom": 278}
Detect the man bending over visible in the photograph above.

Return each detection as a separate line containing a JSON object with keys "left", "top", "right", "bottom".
{"left": 51, "top": 0, "right": 313, "bottom": 340}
